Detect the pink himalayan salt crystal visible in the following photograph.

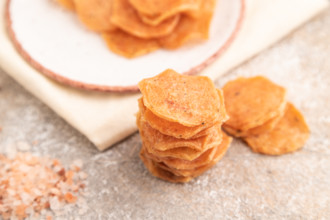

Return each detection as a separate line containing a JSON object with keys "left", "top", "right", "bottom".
{"left": 0, "top": 151, "right": 88, "bottom": 220}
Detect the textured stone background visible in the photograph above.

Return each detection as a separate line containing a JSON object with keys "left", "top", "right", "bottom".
{"left": 0, "top": 9, "right": 329, "bottom": 220}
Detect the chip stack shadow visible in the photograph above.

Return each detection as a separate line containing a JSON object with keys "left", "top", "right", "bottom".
{"left": 137, "top": 69, "right": 232, "bottom": 183}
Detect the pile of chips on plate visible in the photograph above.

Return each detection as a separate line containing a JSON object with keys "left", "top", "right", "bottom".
{"left": 57, "top": 0, "right": 216, "bottom": 58}
{"left": 137, "top": 69, "right": 232, "bottom": 183}
{"left": 222, "top": 76, "right": 310, "bottom": 155}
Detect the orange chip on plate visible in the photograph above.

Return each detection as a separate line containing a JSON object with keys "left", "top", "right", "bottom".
{"left": 158, "top": 0, "right": 216, "bottom": 49}
{"left": 223, "top": 76, "right": 287, "bottom": 131}
{"left": 57, "top": 0, "right": 75, "bottom": 11}
{"left": 137, "top": 13, "right": 179, "bottom": 27}
{"left": 110, "top": 0, "right": 180, "bottom": 39}
{"left": 244, "top": 103, "right": 310, "bottom": 155}
{"left": 73, "top": 0, "right": 117, "bottom": 32}
{"left": 134, "top": 0, "right": 201, "bottom": 26}
{"left": 138, "top": 69, "right": 221, "bottom": 127}
{"left": 102, "top": 30, "right": 159, "bottom": 58}
{"left": 128, "top": 0, "right": 200, "bottom": 16}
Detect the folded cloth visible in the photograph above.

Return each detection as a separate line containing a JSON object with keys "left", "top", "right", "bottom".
{"left": 0, "top": 0, "right": 328, "bottom": 151}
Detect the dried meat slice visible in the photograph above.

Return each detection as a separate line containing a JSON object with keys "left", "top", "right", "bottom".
{"left": 223, "top": 76, "right": 287, "bottom": 131}
{"left": 158, "top": 0, "right": 216, "bottom": 49}
{"left": 139, "top": 98, "right": 220, "bottom": 139}
{"left": 244, "top": 103, "right": 310, "bottom": 155}
{"left": 110, "top": 0, "right": 180, "bottom": 39}
{"left": 138, "top": 69, "right": 221, "bottom": 127}
{"left": 102, "top": 29, "right": 159, "bottom": 58}
{"left": 128, "top": 0, "right": 200, "bottom": 16}
{"left": 74, "top": 0, "right": 117, "bottom": 32}
{"left": 57, "top": 0, "right": 75, "bottom": 11}
{"left": 134, "top": 0, "right": 201, "bottom": 26}
{"left": 223, "top": 104, "right": 286, "bottom": 137}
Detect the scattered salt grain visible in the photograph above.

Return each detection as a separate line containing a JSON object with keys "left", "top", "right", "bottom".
{"left": 16, "top": 141, "right": 31, "bottom": 152}
{"left": 72, "top": 159, "right": 83, "bottom": 169}
{"left": 5, "top": 143, "right": 17, "bottom": 159}
{"left": 78, "top": 171, "right": 88, "bottom": 180}
{"left": 49, "top": 197, "right": 62, "bottom": 211}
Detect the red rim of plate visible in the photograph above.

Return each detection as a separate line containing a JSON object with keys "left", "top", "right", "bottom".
{"left": 5, "top": 0, "right": 245, "bottom": 93}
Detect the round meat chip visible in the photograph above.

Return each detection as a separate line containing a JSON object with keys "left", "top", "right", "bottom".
{"left": 135, "top": 0, "right": 201, "bottom": 26}
{"left": 57, "top": 0, "right": 75, "bottom": 10}
{"left": 138, "top": 69, "right": 222, "bottom": 127}
{"left": 74, "top": 0, "right": 117, "bottom": 32}
{"left": 128, "top": 0, "right": 200, "bottom": 16}
{"left": 244, "top": 103, "right": 310, "bottom": 155}
{"left": 110, "top": 0, "right": 180, "bottom": 39}
{"left": 223, "top": 76, "right": 287, "bottom": 131}
{"left": 223, "top": 104, "right": 285, "bottom": 137}
{"left": 138, "top": 90, "right": 227, "bottom": 139}
{"left": 158, "top": 0, "right": 215, "bottom": 49}
{"left": 102, "top": 30, "right": 159, "bottom": 58}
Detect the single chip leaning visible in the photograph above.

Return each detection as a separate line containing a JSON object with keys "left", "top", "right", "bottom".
{"left": 138, "top": 69, "right": 221, "bottom": 127}
{"left": 128, "top": 0, "right": 200, "bottom": 16}
{"left": 102, "top": 30, "right": 159, "bottom": 58}
{"left": 223, "top": 104, "right": 286, "bottom": 137}
{"left": 158, "top": 0, "right": 215, "bottom": 49}
{"left": 57, "top": 0, "right": 75, "bottom": 10}
{"left": 140, "top": 148, "right": 192, "bottom": 183}
{"left": 244, "top": 103, "right": 310, "bottom": 155}
{"left": 110, "top": 0, "right": 180, "bottom": 39}
{"left": 223, "top": 76, "right": 287, "bottom": 131}
{"left": 74, "top": 0, "right": 117, "bottom": 32}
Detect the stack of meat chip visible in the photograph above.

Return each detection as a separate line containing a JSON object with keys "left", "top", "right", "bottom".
{"left": 57, "top": 0, "right": 216, "bottom": 58}
{"left": 222, "top": 76, "right": 310, "bottom": 155}
{"left": 137, "top": 69, "right": 232, "bottom": 183}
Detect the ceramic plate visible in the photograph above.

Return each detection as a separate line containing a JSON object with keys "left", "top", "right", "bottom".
{"left": 6, "top": 0, "right": 244, "bottom": 92}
